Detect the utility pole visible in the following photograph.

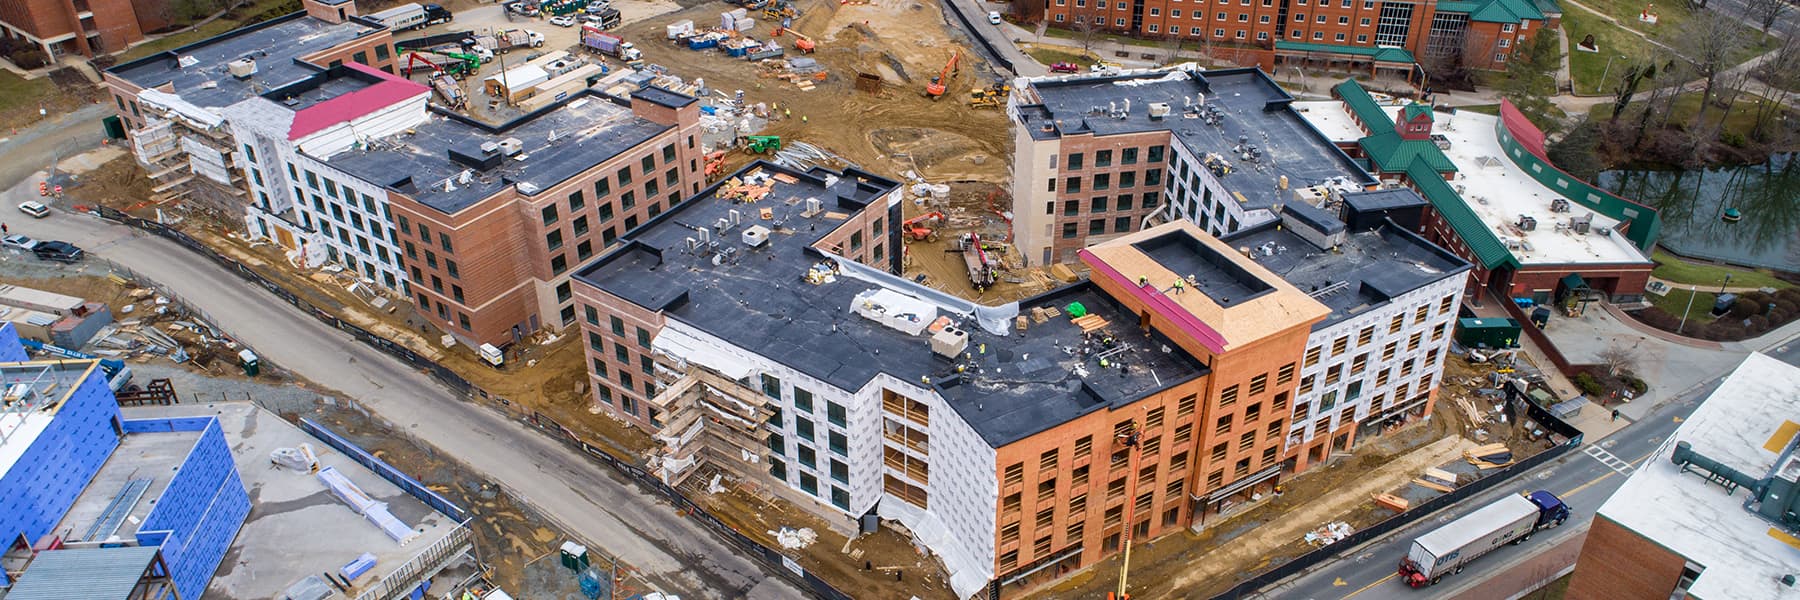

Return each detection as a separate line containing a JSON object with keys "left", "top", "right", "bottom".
{"left": 1111, "top": 420, "right": 1142, "bottom": 600}
{"left": 1678, "top": 285, "right": 1697, "bottom": 334}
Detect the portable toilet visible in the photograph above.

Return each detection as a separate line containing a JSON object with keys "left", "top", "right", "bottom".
{"left": 238, "top": 349, "right": 260, "bottom": 376}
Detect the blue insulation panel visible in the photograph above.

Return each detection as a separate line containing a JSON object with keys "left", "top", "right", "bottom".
{"left": 0, "top": 323, "right": 28, "bottom": 362}
{"left": 0, "top": 366, "right": 121, "bottom": 551}
{"left": 133, "top": 418, "right": 249, "bottom": 599}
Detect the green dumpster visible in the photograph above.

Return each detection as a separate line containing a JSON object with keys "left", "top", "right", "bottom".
{"left": 1455, "top": 317, "right": 1521, "bottom": 349}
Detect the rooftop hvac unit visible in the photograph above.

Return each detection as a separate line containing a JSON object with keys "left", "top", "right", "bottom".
{"left": 1550, "top": 198, "right": 1571, "bottom": 212}
{"left": 729, "top": 209, "right": 743, "bottom": 226}
{"left": 228, "top": 58, "right": 258, "bottom": 79}
{"left": 931, "top": 326, "right": 968, "bottom": 359}
{"left": 498, "top": 138, "right": 524, "bottom": 156}
{"left": 1147, "top": 102, "right": 1171, "bottom": 119}
{"left": 1517, "top": 215, "right": 1537, "bottom": 231}
{"left": 1570, "top": 214, "right": 1593, "bottom": 234}
{"left": 479, "top": 141, "right": 501, "bottom": 154}
{"left": 741, "top": 224, "right": 770, "bottom": 247}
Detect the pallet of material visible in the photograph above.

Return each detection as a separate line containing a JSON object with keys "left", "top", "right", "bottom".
{"left": 1470, "top": 458, "right": 1516, "bottom": 469}
{"left": 1463, "top": 443, "right": 1511, "bottom": 461}
{"left": 1412, "top": 478, "right": 1456, "bottom": 493}
{"left": 1374, "top": 493, "right": 1410, "bottom": 512}
{"left": 1072, "top": 314, "right": 1109, "bottom": 332}
{"left": 772, "top": 173, "right": 799, "bottom": 184}
{"left": 1421, "top": 467, "right": 1459, "bottom": 487}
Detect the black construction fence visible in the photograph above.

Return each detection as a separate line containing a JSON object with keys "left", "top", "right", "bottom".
{"left": 938, "top": 0, "right": 1017, "bottom": 75}
{"left": 1206, "top": 384, "right": 1586, "bottom": 600}
{"left": 88, "top": 205, "right": 856, "bottom": 600}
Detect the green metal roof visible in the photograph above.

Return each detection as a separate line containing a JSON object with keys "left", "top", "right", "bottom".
{"left": 1334, "top": 78, "right": 1396, "bottom": 130}
{"left": 1532, "top": 0, "right": 1562, "bottom": 15}
{"left": 1360, "top": 130, "right": 1459, "bottom": 173}
{"left": 1407, "top": 162, "right": 1517, "bottom": 270}
{"left": 1275, "top": 41, "right": 1417, "bottom": 63}
{"left": 1469, "top": 0, "right": 1545, "bottom": 22}
{"left": 1402, "top": 103, "right": 1434, "bottom": 122}
{"left": 1434, "top": 0, "right": 1482, "bottom": 12}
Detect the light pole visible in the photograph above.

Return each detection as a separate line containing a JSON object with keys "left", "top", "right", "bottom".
{"left": 1678, "top": 285, "right": 1697, "bottom": 334}
{"left": 1721, "top": 273, "right": 1733, "bottom": 293}
{"left": 1598, "top": 55, "right": 1624, "bottom": 93}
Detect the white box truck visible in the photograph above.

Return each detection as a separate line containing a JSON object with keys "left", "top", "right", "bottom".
{"left": 367, "top": 3, "right": 453, "bottom": 31}
{"left": 1397, "top": 490, "right": 1569, "bottom": 587}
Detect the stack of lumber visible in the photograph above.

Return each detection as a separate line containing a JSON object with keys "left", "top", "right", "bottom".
{"left": 1454, "top": 396, "right": 1489, "bottom": 425}
{"left": 1464, "top": 443, "right": 1515, "bottom": 469}
{"left": 1374, "top": 493, "right": 1410, "bottom": 512}
{"left": 1412, "top": 467, "right": 1461, "bottom": 493}
{"left": 1072, "top": 314, "right": 1109, "bottom": 333}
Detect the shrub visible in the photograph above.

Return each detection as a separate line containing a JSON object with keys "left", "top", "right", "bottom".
{"left": 1778, "top": 288, "right": 1800, "bottom": 305}
{"left": 8, "top": 48, "right": 47, "bottom": 70}
{"left": 1747, "top": 314, "right": 1770, "bottom": 332}
{"left": 1573, "top": 372, "right": 1606, "bottom": 397}
{"left": 1632, "top": 307, "right": 1679, "bottom": 330}
{"left": 1729, "top": 297, "right": 1761, "bottom": 319}
{"left": 1723, "top": 131, "right": 1748, "bottom": 147}
{"left": 1622, "top": 375, "right": 1649, "bottom": 395}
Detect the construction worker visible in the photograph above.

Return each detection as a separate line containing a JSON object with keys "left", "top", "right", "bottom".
{"left": 1172, "top": 278, "right": 1185, "bottom": 294}
{"left": 1138, "top": 275, "right": 1149, "bottom": 287}
{"left": 801, "top": 115, "right": 808, "bottom": 123}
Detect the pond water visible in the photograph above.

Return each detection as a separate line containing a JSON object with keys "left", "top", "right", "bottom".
{"left": 1597, "top": 154, "right": 1800, "bottom": 272}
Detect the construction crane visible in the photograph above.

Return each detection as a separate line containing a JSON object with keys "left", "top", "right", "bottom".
{"left": 925, "top": 49, "right": 960, "bottom": 99}
{"left": 952, "top": 232, "right": 1000, "bottom": 290}
{"left": 901, "top": 211, "right": 944, "bottom": 242}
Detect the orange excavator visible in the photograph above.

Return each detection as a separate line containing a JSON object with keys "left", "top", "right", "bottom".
{"left": 902, "top": 211, "right": 945, "bottom": 241}
{"left": 925, "top": 49, "right": 960, "bottom": 99}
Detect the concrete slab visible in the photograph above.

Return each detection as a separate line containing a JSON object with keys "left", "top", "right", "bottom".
{"left": 1541, "top": 303, "right": 1749, "bottom": 421}
{"left": 52, "top": 427, "right": 200, "bottom": 544}
{"left": 123, "top": 401, "right": 459, "bottom": 600}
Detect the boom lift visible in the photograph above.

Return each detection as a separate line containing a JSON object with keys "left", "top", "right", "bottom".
{"left": 901, "top": 211, "right": 944, "bottom": 241}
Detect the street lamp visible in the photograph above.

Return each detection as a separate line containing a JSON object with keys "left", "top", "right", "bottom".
{"left": 1722, "top": 273, "right": 1733, "bottom": 294}
{"left": 1598, "top": 55, "right": 1624, "bottom": 93}
{"left": 1679, "top": 285, "right": 1697, "bottom": 334}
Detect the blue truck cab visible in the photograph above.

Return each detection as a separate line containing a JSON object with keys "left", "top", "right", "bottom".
{"left": 1526, "top": 490, "right": 1571, "bottom": 528}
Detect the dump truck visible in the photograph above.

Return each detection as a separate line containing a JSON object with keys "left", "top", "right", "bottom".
{"left": 1398, "top": 491, "right": 1569, "bottom": 587}
{"left": 582, "top": 26, "right": 641, "bottom": 61}
{"left": 367, "top": 2, "right": 453, "bottom": 31}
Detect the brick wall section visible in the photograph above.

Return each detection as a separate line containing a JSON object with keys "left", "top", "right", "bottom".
{"left": 300, "top": 34, "right": 399, "bottom": 75}
{"left": 390, "top": 96, "right": 703, "bottom": 346}
{"left": 1044, "top": 132, "right": 1171, "bottom": 263}
{"left": 1512, "top": 263, "right": 1651, "bottom": 303}
{"left": 991, "top": 378, "right": 1208, "bottom": 578}
{"left": 572, "top": 281, "right": 667, "bottom": 428}
{"left": 1566, "top": 514, "right": 1688, "bottom": 600}
{"left": 0, "top": 0, "right": 152, "bottom": 56}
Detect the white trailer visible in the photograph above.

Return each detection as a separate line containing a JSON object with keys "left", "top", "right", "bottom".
{"left": 1398, "top": 490, "right": 1569, "bottom": 587}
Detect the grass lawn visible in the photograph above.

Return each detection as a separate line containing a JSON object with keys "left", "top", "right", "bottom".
{"left": 1024, "top": 45, "right": 1098, "bottom": 68}
{"left": 1563, "top": 8, "right": 1654, "bottom": 95}
{"left": 0, "top": 71, "right": 58, "bottom": 117}
{"left": 1648, "top": 285, "right": 1719, "bottom": 325}
{"left": 1562, "top": 0, "right": 1776, "bottom": 95}
{"left": 1457, "top": 104, "right": 1502, "bottom": 115}
{"left": 1650, "top": 249, "right": 1795, "bottom": 290}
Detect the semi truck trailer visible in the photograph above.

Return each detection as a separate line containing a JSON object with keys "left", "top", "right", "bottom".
{"left": 1398, "top": 490, "right": 1569, "bottom": 587}
{"left": 367, "top": 3, "right": 453, "bottom": 31}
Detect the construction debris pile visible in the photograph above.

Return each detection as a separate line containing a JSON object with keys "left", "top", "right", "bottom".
{"left": 769, "top": 140, "right": 852, "bottom": 171}
{"left": 770, "top": 526, "right": 818, "bottom": 550}
{"left": 1304, "top": 521, "right": 1354, "bottom": 547}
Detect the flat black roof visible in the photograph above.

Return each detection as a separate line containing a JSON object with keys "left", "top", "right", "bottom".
{"left": 1134, "top": 229, "right": 1275, "bottom": 307}
{"left": 575, "top": 161, "right": 1208, "bottom": 447}
{"left": 107, "top": 12, "right": 383, "bottom": 108}
{"left": 1020, "top": 67, "right": 1375, "bottom": 211}
{"left": 323, "top": 90, "right": 672, "bottom": 214}
{"left": 1343, "top": 188, "right": 1429, "bottom": 212}
{"left": 1225, "top": 218, "right": 1471, "bottom": 330}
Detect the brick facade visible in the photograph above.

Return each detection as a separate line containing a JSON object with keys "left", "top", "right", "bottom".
{"left": 0, "top": 0, "right": 158, "bottom": 58}
{"left": 391, "top": 98, "right": 705, "bottom": 347}
{"left": 1566, "top": 515, "right": 1689, "bottom": 600}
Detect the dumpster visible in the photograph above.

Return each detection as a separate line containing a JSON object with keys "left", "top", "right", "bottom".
{"left": 1455, "top": 317, "right": 1521, "bottom": 348}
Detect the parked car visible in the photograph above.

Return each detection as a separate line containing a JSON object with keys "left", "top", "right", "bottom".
{"left": 550, "top": 15, "right": 575, "bottom": 26}
{"left": 32, "top": 240, "right": 82, "bottom": 262}
{"left": 585, "top": 1, "right": 611, "bottom": 13}
{"left": 1049, "top": 62, "right": 1081, "bottom": 73}
{"left": 987, "top": 10, "right": 1002, "bottom": 24}
{"left": 1, "top": 235, "right": 37, "bottom": 251}
{"left": 18, "top": 201, "right": 49, "bottom": 218}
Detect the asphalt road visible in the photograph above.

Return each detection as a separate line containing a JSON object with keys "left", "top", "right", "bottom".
{"left": 1259, "top": 340, "right": 1800, "bottom": 600}
{"left": 0, "top": 186, "right": 802, "bottom": 599}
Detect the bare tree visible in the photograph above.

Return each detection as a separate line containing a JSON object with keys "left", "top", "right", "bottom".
{"left": 1751, "top": 37, "right": 1800, "bottom": 140}
{"left": 1069, "top": 0, "right": 1109, "bottom": 55}
{"left": 1745, "top": 0, "right": 1790, "bottom": 32}
{"left": 1158, "top": 33, "right": 1184, "bottom": 66}
{"left": 1672, "top": 12, "right": 1746, "bottom": 128}
{"left": 1597, "top": 342, "right": 1638, "bottom": 376}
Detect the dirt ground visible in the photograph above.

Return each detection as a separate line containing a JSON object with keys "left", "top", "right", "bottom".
{"left": 685, "top": 466, "right": 958, "bottom": 600}
{"left": 616, "top": 0, "right": 1013, "bottom": 182}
